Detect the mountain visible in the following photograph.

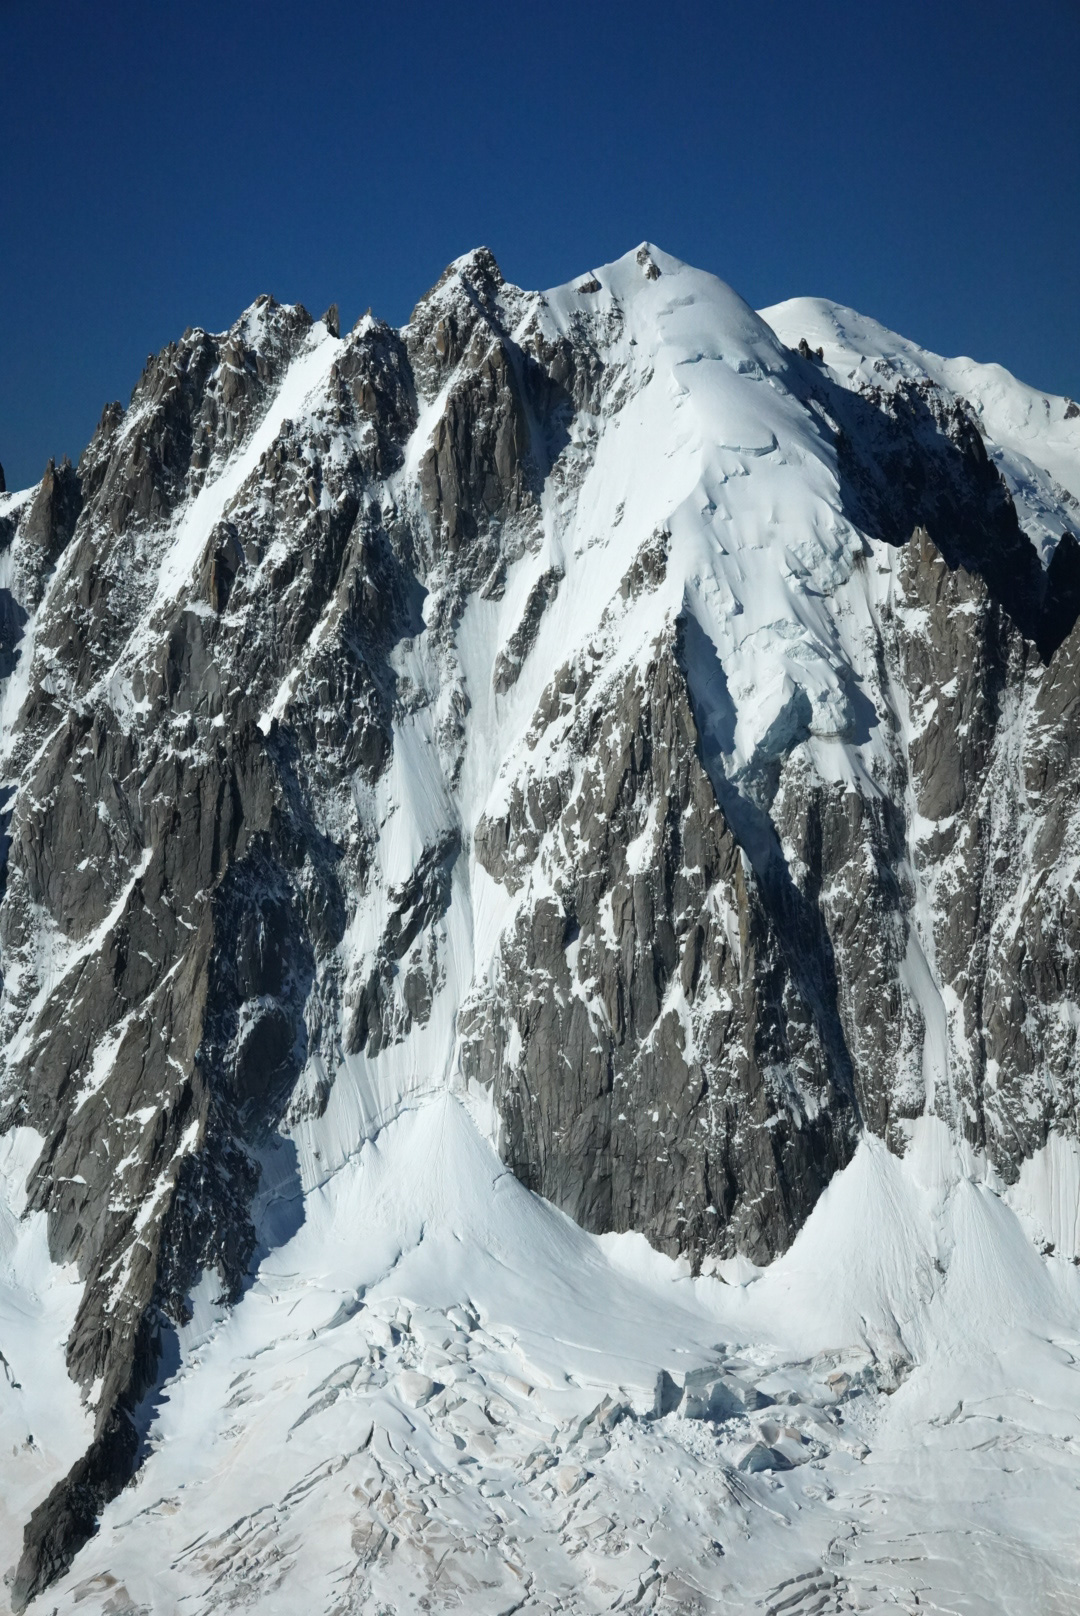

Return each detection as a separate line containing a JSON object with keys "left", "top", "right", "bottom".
{"left": 1, "top": 243, "right": 1079, "bottom": 1615}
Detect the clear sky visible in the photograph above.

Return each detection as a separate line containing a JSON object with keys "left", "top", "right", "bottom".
{"left": 1, "top": 0, "right": 1077, "bottom": 491}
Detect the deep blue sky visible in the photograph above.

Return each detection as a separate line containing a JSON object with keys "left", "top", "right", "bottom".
{"left": 1, "top": 0, "right": 1077, "bottom": 491}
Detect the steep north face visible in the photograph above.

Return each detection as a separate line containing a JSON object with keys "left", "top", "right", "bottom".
{"left": 0, "top": 245, "right": 1079, "bottom": 1608}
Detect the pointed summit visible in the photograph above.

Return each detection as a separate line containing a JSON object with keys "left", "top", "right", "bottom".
{"left": 635, "top": 243, "right": 662, "bottom": 279}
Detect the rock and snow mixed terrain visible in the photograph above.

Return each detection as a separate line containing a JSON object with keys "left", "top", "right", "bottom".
{"left": 1, "top": 243, "right": 1080, "bottom": 1613}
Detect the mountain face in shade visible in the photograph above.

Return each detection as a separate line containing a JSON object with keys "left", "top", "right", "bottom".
{"left": 1, "top": 245, "right": 1080, "bottom": 1614}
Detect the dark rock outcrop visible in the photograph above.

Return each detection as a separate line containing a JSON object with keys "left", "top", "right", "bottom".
{"left": 467, "top": 634, "right": 856, "bottom": 1264}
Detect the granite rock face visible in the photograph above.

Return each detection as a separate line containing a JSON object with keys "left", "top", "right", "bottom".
{"left": 1, "top": 245, "right": 1079, "bottom": 1601}
{"left": 466, "top": 628, "right": 855, "bottom": 1266}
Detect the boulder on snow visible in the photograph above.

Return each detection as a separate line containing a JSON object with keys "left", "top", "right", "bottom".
{"left": 397, "top": 1371, "right": 440, "bottom": 1408}
{"left": 654, "top": 1369, "right": 683, "bottom": 1417}
{"left": 569, "top": 1394, "right": 629, "bottom": 1443}
{"left": 554, "top": 1464, "right": 588, "bottom": 1496}
{"left": 681, "top": 1368, "right": 767, "bottom": 1421}
{"left": 737, "top": 1442, "right": 794, "bottom": 1474}
{"left": 682, "top": 1378, "right": 740, "bottom": 1421}
{"left": 757, "top": 1420, "right": 811, "bottom": 1466}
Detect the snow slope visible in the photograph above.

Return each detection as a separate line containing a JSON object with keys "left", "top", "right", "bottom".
{"left": 761, "top": 296, "right": 1080, "bottom": 560}
{"left": 0, "top": 1131, "right": 90, "bottom": 1585}
{"left": 22, "top": 1106, "right": 1080, "bottom": 1615}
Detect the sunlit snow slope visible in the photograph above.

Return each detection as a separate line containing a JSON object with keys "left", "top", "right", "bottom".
{"left": 761, "top": 295, "right": 1080, "bottom": 559}
{"left": 1, "top": 246, "right": 1079, "bottom": 1614}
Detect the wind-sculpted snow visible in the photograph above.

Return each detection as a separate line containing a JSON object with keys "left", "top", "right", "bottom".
{"left": 0, "top": 244, "right": 1078, "bottom": 1611}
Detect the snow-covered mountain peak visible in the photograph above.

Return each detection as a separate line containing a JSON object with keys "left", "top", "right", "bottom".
{"left": 541, "top": 242, "right": 791, "bottom": 374}
{"left": 1, "top": 248, "right": 1080, "bottom": 1613}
